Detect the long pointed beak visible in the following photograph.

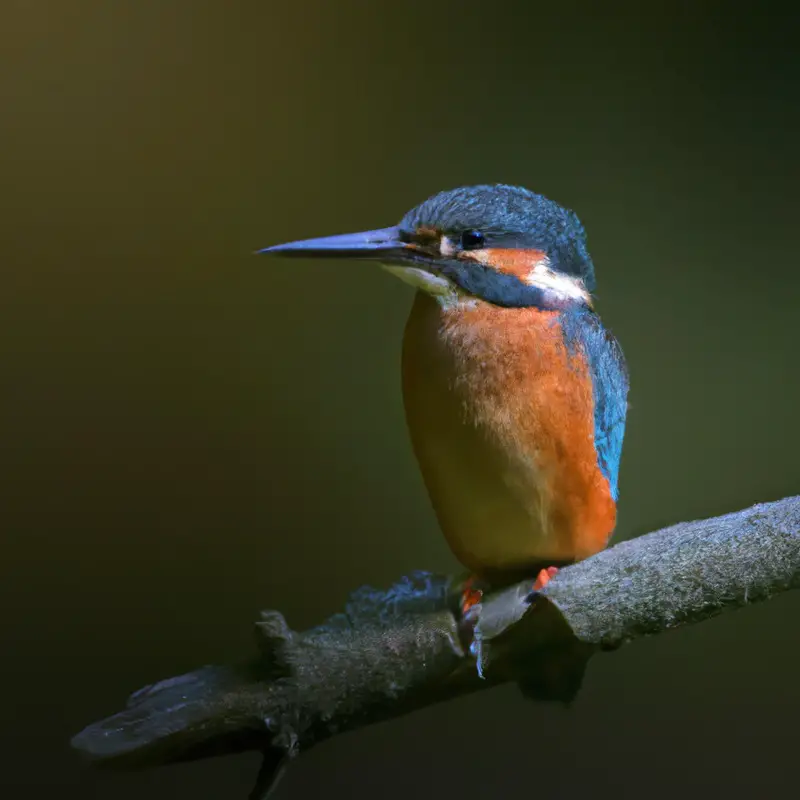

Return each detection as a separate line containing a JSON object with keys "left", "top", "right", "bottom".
{"left": 256, "top": 226, "right": 410, "bottom": 261}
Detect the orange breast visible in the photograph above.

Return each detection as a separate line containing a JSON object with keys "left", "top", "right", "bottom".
{"left": 401, "top": 291, "right": 616, "bottom": 578}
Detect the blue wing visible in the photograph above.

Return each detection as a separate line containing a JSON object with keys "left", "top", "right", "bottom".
{"left": 561, "top": 308, "right": 629, "bottom": 501}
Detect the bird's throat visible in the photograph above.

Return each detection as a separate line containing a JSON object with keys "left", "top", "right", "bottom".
{"left": 380, "top": 264, "right": 457, "bottom": 303}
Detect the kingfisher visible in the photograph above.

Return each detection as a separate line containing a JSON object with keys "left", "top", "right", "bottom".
{"left": 259, "top": 184, "right": 629, "bottom": 613}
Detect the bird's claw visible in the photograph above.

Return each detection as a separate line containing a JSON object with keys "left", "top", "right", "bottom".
{"left": 532, "top": 565, "right": 559, "bottom": 592}
{"left": 460, "top": 576, "right": 484, "bottom": 618}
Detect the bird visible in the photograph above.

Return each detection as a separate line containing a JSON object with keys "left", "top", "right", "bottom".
{"left": 259, "top": 184, "right": 629, "bottom": 616}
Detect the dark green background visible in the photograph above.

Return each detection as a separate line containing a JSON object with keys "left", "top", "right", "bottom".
{"left": 3, "top": 3, "right": 799, "bottom": 798}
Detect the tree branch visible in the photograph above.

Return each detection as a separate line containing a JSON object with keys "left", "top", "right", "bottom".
{"left": 71, "top": 496, "right": 800, "bottom": 798}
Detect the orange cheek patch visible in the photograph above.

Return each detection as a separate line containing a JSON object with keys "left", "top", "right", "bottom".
{"left": 462, "top": 248, "right": 547, "bottom": 279}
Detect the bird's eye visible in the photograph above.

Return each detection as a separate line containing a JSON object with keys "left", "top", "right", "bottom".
{"left": 459, "top": 230, "right": 485, "bottom": 250}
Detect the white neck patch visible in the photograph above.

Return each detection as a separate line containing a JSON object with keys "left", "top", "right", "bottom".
{"left": 525, "top": 258, "right": 592, "bottom": 306}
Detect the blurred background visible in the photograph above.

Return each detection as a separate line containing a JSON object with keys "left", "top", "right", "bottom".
{"left": 2, "top": 2, "right": 799, "bottom": 798}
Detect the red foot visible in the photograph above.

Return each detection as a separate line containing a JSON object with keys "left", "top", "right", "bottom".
{"left": 533, "top": 566, "right": 559, "bottom": 592}
{"left": 460, "top": 575, "right": 484, "bottom": 616}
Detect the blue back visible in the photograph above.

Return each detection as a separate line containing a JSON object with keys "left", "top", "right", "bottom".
{"left": 560, "top": 308, "right": 629, "bottom": 501}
